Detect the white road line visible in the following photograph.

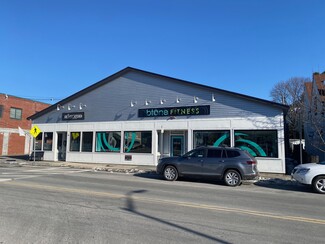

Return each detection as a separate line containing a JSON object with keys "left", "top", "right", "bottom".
{"left": 0, "top": 179, "right": 11, "bottom": 182}
{"left": 0, "top": 168, "right": 91, "bottom": 182}
{"left": 23, "top": 167, "right": 68, "bottom": 172}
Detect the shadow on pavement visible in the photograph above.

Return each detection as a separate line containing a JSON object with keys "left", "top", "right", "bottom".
{"left": 134, "top": 172, "right": 229, "bottom": 187}
{"left": 134, "top": 172, "right": 316, "bottom": 194}
{"left": 254, "top": 179, "right": 313, "bottom": 193}
{"left": 0, "top": 155, "right": 29, "bottom": 161}
{"left": 121, "top": 189, "right": 232, "bottom": 244}
{"left": 133, "top": 172, "right": 161, "bottom": 180}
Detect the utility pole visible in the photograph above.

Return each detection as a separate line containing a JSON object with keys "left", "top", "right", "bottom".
{"left": 299, "top": 112, "right": 303, "bottom": 164}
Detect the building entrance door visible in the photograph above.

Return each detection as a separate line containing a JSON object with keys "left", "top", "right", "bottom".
{"left": 171, "top": 135, "right": 184, "bottom": 157}
{"left": 57, "top": 132, "right": 67, "bottom": 161}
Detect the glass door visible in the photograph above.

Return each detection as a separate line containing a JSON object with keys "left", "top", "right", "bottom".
{"left": 171, "top": 135, "right": 184, "bottom": 157}
{"left": 57, "top": 132, "right": 67, "bottom": 161}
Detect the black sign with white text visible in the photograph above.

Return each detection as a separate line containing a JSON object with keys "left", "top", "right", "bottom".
{"left": 138, "top": 105, "right": 210, "bottom": 118}
{"left": 62, "top": 112, "right": 85, "bottom": 121}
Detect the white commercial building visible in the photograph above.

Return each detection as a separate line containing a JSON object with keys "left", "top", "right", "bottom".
{"left": 28, "top": 67, "right": 288, "bottom": 173}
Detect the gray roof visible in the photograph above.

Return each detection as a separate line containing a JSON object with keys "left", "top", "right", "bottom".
{"left": 28, "top": 67, "right": 288, "bottom": 120}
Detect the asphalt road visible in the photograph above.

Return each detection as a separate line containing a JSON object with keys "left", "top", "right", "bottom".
{"left": 0, "top": 166, "right": 324, "bottom": 244}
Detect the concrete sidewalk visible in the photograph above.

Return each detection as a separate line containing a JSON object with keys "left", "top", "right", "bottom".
{"left": 0, "top": 156, "right": 156, "bottom": 174}
{"left": 36, "top": 161, "right": 157, "bottom": 174}
{"left": 0, "top": 156, "right": 292, "bottom": 181}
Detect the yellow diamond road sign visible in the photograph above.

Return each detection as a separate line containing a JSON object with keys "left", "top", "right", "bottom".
{"left": 30, "top": 125, "right": 41, "bottom": 138}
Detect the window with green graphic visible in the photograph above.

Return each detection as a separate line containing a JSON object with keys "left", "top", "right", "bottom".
{"left": 95, "top": 132, "right": 121, "bottom": 152}
{"left": 234, "top": 130, "right": 278, "bottom": 158}
{"left": 70, "top": 132, "right": 80, "bottom": 152}
{"left": 124, "top": 131, "right": 152, "bottom": 153}
{"left": 193, "top": 130, "right": 230, "bottom": 148}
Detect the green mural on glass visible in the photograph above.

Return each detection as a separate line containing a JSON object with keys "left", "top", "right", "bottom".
{"left": 213, "top": 132, "right": 267, "bottom": 157}
{"left": 96, "top": 132, "right": 120, "bottom": 152}
{"left": 124, "top": 132, "right": 137, "bottom": 153}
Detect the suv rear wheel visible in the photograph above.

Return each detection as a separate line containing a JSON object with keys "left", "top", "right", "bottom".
{"left": 224, "top": 170, "right": 241, "bottom": 186}
{"left": 163, "top": 165, "right": 178, "bottom": 181}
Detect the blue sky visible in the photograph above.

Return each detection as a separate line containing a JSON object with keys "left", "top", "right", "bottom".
{"left": 1, "top": 0, "right": 324, "bottom": 104}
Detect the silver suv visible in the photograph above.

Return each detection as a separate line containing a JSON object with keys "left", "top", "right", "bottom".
{"left": 156, "top": 146, "right": 258, "bottom": 186}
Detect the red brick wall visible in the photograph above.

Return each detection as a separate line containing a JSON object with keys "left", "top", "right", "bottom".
{"left": 0, "top": 133, "right": 3, "bottom": 155}
{"left": 0, "top": 94, "right": 50, "bottom": 155}
{"left": 0, "top": 95, "right": 49, "bottom": 130}
{"left": 8, "top": 133, "right": 25, "bottom": 155}
{"left": 313, "top": 73, "right": 325, "bottom": 84}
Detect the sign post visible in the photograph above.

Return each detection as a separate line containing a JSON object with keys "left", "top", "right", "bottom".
{"left": 29, "top": 125, "right": 42, "bottom": 164}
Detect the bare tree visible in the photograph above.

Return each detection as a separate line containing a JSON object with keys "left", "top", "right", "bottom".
{"left": 271, "top": 76, "right": 325, "bottom": 161}
{"left": 270, "top": 77, "right": 307, "bottom": 105}
{"left": 270, "top": 77, "right": 310, "bottom": 139}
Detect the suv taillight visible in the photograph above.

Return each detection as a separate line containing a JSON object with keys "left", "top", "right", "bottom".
{"left": 246, "top": 160, "right": 257, "bottom": 165}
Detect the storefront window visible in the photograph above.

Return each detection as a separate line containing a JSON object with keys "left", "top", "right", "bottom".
{"left": 70, "top": 132, "right": 81, "bottom": 152}
{"left": 82, "top": 132, "right": 93, "bottom": 152}
{"left": 193, "top": 130, "right": 230, "bottom": 148}
{"left": 124, "top": 131, "right": 152, "bottom": 153}
{"left": 43, "top": 132, "right": 53, "bottom": 151}
{"left": 234, "top": 130, "right": 278, "bottom": 157}
{"left": 34, "top": 133, "right": 42, "bottom": 150}
{"left": 96, "top": 132, "right": 121, "bottom": 152}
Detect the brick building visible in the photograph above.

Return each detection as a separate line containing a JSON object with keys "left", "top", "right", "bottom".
{"left": 304, "top": 72, "right": 325, "bottom": 161}
{"left": 0, "top": 94, "right": 49, "bottom": 156}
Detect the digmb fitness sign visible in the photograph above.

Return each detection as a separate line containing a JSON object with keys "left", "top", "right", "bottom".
{"left": 138, "top": 105, "right": 210, "bottom": 118}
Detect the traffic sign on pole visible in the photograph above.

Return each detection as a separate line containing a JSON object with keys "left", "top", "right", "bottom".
{"left": 30, "top": 125, "right": 41, "bottom": 138}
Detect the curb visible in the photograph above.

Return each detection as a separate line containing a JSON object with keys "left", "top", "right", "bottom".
{"left": 0, "top": 158, "right": 302, "bottom": 188}
{"left": 1, "top": 157, "right": 294, "bottom": 182}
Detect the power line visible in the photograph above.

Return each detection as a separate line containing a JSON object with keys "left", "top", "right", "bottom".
{"left": 21, "top": 97, "right": 63, "bottom": 101}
